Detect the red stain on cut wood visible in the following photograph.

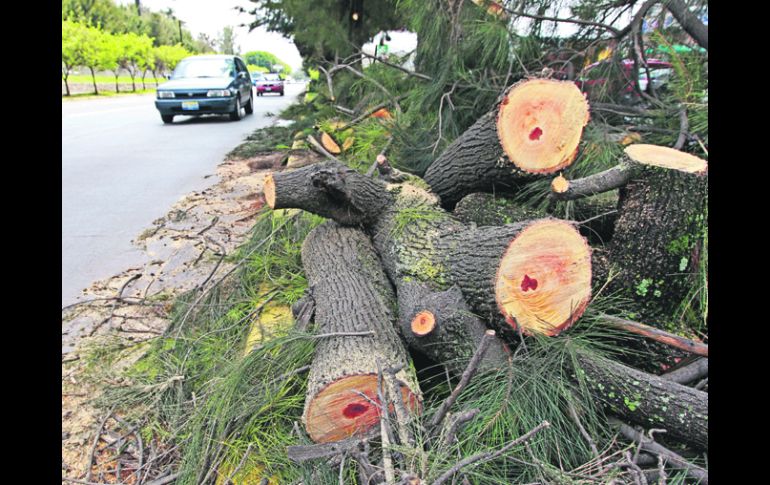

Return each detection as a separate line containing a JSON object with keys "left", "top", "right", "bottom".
{"left": 342, "top": 402, "right": 369, "bottom": 418}
{"left": 521, "top": 274, "right": 538, "bottom": 292}
{"left": 529, "top": 127, "right": 543, "bottom": 140}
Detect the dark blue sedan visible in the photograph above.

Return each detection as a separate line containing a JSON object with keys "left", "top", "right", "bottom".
{"left": 155, "top": 55, "right": 254, "bottom": 124}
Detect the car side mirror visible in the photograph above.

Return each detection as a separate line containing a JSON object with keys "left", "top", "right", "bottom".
{"left": 238, "top": 72, "right": 247, "bottom": 79}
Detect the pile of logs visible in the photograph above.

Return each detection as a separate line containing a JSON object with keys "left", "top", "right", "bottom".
{"left": 264, "top": 78, "right": 708, "bottom": 482}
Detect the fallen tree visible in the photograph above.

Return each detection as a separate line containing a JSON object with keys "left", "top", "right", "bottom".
{"left": 423, "top": 78, "right": 590, "bottom": 208}
{"left": 266, "top": 161, "right": 593, "bottom": 341}
{"left": 552, "top": 144, "right": 708, "bottom": 323}
{"left": 300, "top": 221, "right": 421, "bottom": 443}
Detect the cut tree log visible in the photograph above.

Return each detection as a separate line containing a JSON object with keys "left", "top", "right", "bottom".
{"left": 266, "top": 161, "right": 593, "bottom": 340}
{"left": 397, "top": 280, "right": 509, "bottom": 375}
{"left": 452, "top": 192, "right": 618, "bottom": 245}
{"left": 577, "top": 350, "right": 707, "bottom": 451}
{"left": 453, "top": 193, "right": 547, "bottom": 227}
{"left": 552, "top": 144, "right": 708, "bottom": 323}
{"left": 424, "top": 78, "right": 590, "bottom": 208}
{"left": 300, "top": 221, "right": 421, "bottom": 443}
{"left": 318, "top": 131, "right": 341, "bottom": 155}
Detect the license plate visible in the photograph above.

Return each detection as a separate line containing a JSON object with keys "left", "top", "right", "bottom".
{"left": 265, "top": 87, "right": 272, "bottom": 91}
{"left": 182, "top": 101, "right": 199, "bottom": 111}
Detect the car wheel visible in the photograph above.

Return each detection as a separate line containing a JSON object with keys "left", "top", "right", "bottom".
{"left": 245, "top": 92, "right": 254, "bottom": 115}
{"left": 280, "top": 90, "right": 284, "bottom": 96}
{"left": 161, "top": 114, "right": 174, "bottom": 124}
{"left": 229, "top": 97, "right": 242, "bottom": 121}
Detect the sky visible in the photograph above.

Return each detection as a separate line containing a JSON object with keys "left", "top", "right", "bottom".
{"left": 116, "top": 0, "right": 303, "bottom": 70}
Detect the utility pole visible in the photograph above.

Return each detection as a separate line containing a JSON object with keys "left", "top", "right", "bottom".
{"left": 178, "top": 20, "right": 184, "bottom": 44}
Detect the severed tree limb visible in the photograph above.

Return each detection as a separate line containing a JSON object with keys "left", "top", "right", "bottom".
{"left": 611, "top": 419, "right": 708, "bottom": 484}
{"left": 551, "top": 162, "right": 637, "bottom": 201}
{"left": 442, "top": 408, "right": 481, "bottom": 447}
{"left": 430, "top": 421, "right": 550, "bottom": 485}
{"left": 661, "top": 0, "right": 708, "bottom": 50}
{"left": 578, "top": 351, "right": 708, "bottom": 450}
{"left": 600, "top": 314, "right": 708, "bottom": 357}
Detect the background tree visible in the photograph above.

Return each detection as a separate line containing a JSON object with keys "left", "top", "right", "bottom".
{"left": 81, "top": 24, "right": 109, "bottom": 94}
{"left": 242, "top": 50, "right": 291, "bottom": 73}
{"left": 119, "top": 32, "right": 153, "bottom": 92}
{"left": 218, "top": 26, "right": 237, "bottom": 55}
{"left": 62, "top": 20, "right": 91, "bottom": 96}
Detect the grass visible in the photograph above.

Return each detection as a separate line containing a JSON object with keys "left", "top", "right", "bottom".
{"left": 64, "top": 74, "right": 166, "bottom": 84}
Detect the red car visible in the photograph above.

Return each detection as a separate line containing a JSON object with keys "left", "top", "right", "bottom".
{"left": 255, "top": 73, "right": 285, "bottom": 96}
{"left": 576, "top": 59, "right": 673, "bottom": 101}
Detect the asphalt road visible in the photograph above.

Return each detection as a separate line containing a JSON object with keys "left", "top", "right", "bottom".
{"left": 62, "top": 84, "right": 304, "bottom": 307}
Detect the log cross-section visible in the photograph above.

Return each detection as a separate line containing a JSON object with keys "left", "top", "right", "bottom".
{"left": 301, "top": 222, "right": 421, "bottom": 443}
{"left": 424, "top": 78, "right": 589, "bottom": 208}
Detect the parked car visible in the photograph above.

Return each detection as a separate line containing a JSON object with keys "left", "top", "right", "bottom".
{"left": 154, "top": 55, "right": 254, "bottom": 124}
{"left": 575, "top": 58, "right": 673, "bottom": 102}
{"left": 255, "top": 73, "right": 284, "bottom": 96}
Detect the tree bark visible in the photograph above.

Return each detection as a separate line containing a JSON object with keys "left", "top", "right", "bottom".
{"left": 608, "top": 163, "right": 707, "bottom": 323}
{"left": 424, "top": 79, "right": 590, "bottom": 209}
{"left": 267, "top": 162, "right": 593, "bottom": 339}
{"left": 577, "top": 350, "right": 707, "bottom": 451}
{"left": 396, "top": 280, "right": 509, "bottom": 375}
{"left": 552, "top": 146, "right": 708, "bottom": 324}
{"left": 300, "top": 221, "right": 421, "bottom": 443}
{"left": 453, "top": 193, "right": 547, "bottom": 227}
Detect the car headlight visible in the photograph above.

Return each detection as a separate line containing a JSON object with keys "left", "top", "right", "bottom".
{"left": 207, "top": 89, "right": 232, "bottom": 97}
{"left": 157, "top": 91, "right": 175, "bottom": 99}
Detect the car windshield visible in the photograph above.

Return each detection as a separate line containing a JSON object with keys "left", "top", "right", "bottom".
{"left": 263, "top": 74, "right": 281, "bottom": 81}
{"left": 172, "top": 58, "right": 235, "bottom": 79}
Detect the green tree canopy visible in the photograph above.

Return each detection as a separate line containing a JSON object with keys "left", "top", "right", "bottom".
{"left": 245, "top": 0, "right": 403, "bottom": 61}
{"left": 242, "top": 50, "right": 291, "bottom": 73}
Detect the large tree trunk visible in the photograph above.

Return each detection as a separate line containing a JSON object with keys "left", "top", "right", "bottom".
{"left": 301, "top": 221, "right": 421, "bottom": 443}
{"left": 577, "top": 350, "right": 708, "bottom": 451}
{"left": 424, "top": 79, "right": 590, "bottom": 209}
{"left": 452, "top": 192, "right": 618, "bottom": 246}
{"left": 267, "top": 163, "right": 592, "bottom": 341}
{"left": 553, "top": 145, "right": 708, "bottom": 324}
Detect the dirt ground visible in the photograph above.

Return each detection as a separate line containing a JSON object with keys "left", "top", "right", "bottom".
{"left": 61, "top": 150, "right": 285, "bottom": 483}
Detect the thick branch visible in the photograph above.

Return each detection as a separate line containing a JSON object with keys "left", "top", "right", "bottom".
{"left": 600, "top": 314, "right": 708, "bottom": 357}
{"left": 663, "top": 0, "right": 708, "bottom": 50}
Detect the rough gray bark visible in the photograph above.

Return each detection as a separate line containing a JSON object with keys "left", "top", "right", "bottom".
{"left": 300, "top": 221, "right": 420, "bottom": 443}
{"left": 577, "top": 351, "right": 708, "bottom": 450}
{"left": 453, "top": 193, "right": 547, "bottom": 227}
{"left": 607, "top": 164, "right": 707, "bottom": 323}
{"left": 423, "top": 111, "right": 536, "bottom": 209}
{"left": 396, "top": 280, "right": 509, "bottom": 375}
{"left": 266, "top": 162, "right": 393, "bottom": 226}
